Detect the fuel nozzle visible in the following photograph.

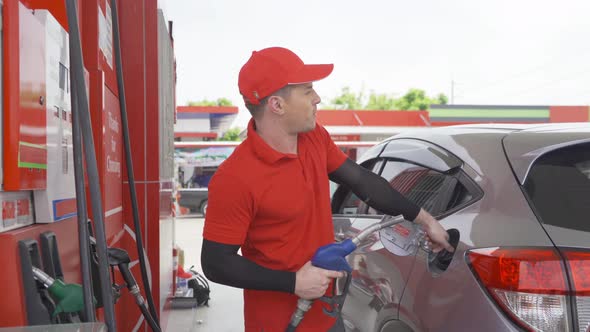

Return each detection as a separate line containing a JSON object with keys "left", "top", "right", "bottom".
{"left": 107, "top": 248, "right": 143, "bottom": 306}
{"left": 32, "top": 267, "right": 88, "bottom": 317}
{"left": 107, "top": 248, "right": 161, "bottom": 332}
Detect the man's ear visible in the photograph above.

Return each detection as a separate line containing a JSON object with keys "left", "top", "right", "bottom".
{"left": 267, "top": 96, "right": 285, "bottom": 115}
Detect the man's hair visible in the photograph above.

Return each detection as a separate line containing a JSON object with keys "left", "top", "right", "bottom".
{"left": 244, "top": 85, "right": 294, "bottom": 118}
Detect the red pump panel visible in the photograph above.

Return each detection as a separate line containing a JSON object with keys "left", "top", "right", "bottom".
{"left": 82, "top": 0, "right": 119, "bottom": 97}
{"left": 0, "top": 218, "right": 83, "bottom": 326}
{"left": 81, "top": 1, "right": 130, "bottom": 329}
{"left": 103, "top": 86, "right": 124, "bottom": 225}
{"left": 3, "top": 1, "right": 47, "bottom": 190}
{"left": 118, "top": 0, "right": 175, "bottom": 328}
{"left": 0, "top": 0, "right": 174, "bottom": 329}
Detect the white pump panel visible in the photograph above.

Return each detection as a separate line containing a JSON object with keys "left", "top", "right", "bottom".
{"left": 33, "top": 11, "right": 76, "bottom": 223}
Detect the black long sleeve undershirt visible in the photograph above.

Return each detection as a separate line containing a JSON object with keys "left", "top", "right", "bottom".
{"left": 329, "top": 158, "right": 421, "bottom": 221}
{"left": 201, "top": 239, "right": 296, "bottom": 293}
{"left": 201, "top": 157, "right": 420, "bottom": 293}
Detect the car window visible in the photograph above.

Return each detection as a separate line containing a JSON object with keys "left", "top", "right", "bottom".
{"left": 367, "top": 160, "right": 473, "bottom": 217}
{"left": 380, "top": 138, "right": 462, "bottom": 173}
{"left": 331, "top": 141, "right": 480, "bottom": 217}
{"left": 332, "top": 160, "right": 382, "bottom": 215}
{"left": 338, "top": 192, "right": 362, "bottom": 215}
{"left": 524, "top": 142, "right": 590, "bottom": 232}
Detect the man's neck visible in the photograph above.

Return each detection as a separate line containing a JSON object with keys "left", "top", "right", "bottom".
{"left": 254, "top": 118, "right": 298, "bottom": 154}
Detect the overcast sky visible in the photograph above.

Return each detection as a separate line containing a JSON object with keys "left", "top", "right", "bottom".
{"left": 162, "top": 0, "right": 590, "bottom": 128}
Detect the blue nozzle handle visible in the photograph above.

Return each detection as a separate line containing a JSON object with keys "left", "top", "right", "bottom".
{"left": 311, "top": 239, "right": 357, "bottom": 272}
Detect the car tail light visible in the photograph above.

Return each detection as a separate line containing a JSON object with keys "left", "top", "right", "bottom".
{"left": 564, "top": 251, "right": 590, "bottom": 332}
{"left": 468, "top": 248, "right": 570, "bottom": 332}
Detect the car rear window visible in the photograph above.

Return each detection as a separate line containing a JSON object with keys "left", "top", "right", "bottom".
{"left": 524, "top": 142, "right": 590, "bottom": 232}
{"left": 367, "top": 160, "right": 474, "bottom": 217}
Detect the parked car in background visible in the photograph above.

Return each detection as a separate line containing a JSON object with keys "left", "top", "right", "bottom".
{"left": 177, "top": 188, "right": 209, "bottom": 215}
{"left": 331, "top": 123, "right": 590, "bottom": 332}
{"left": 174, "top": 147, "right": 236, "bottom": 217}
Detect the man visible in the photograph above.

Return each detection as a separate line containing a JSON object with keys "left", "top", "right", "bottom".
{"left": 201, "top": 47, "right": 453, "bottom": 332}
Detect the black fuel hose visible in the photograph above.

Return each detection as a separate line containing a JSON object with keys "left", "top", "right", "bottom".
{"left": 65, "top": 0, "right": 117, "bottom": 330}
{"left": 119, "top": 265, "right": 161, "bottom": 332}
{"left": 71, "top": 69, "right": 96, "bottom": 322}
{"left": 110, "top": 0, "right": 160, "bottom": 326}
{"left": 138, "top": 300, "right": 161, "bottom": 332}
{"left": 108, "top": 248, "right": 161, "bottom": 332}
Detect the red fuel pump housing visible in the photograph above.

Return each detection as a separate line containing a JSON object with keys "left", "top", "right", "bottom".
{"left": 0, "top": 0, "right": 175, "bottom": 330}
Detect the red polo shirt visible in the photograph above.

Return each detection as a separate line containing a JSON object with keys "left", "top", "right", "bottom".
{"left": 203, "top": 119, "right": 348, "bottom": 331}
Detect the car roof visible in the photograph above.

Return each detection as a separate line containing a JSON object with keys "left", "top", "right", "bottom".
{"left": 502, "top": 123, "right": 590, "bottom": 184}
{"left": 386, "top": 123, "right": 534, "bottom": 141}
{"left": 382, "top": 122, "right": 590, "bottom": 183}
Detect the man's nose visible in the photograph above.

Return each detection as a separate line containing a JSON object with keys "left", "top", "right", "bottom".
{"left": 313, "top": 91, "right": 321, "bottom": 105}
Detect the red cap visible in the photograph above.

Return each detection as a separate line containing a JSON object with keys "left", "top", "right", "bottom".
{"left": 238, "top": 47, "right": 334, "bottom": 105}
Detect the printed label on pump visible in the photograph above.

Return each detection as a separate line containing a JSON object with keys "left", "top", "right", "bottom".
{"left": 99, "top": 3, "right": 114, "bottom": 69}
{"left": 0, "top": 192, "right": 34, "bottom": 232}
{"left": 2, "top": 201, "right": 17, "bottom": 229}
{"left": 16, "top": 199, "right": 33, "bottom": 224}
{"left": 103, "top": 88, "right": 123, "bottom": 217}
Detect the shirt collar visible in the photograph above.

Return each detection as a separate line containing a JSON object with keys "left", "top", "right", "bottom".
{"left": 247, "top": 118, "right": 298, "bottom": 164}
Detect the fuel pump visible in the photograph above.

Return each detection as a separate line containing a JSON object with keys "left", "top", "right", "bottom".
{"left": 66, "top": 0, "right": 161, "bottom": 329}
{"left": 1, "top": 0, "right": 174, "bottom": 329}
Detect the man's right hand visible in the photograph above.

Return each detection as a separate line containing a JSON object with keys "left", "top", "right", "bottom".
{"left": 414, "top": 208, "right": 454, "bottom": 253}
{"left": 294, "top": 261, "right": 345, "bottom": 300}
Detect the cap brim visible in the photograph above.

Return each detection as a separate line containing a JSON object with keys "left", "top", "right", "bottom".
{"left": 287, "top": 64, "right": 334, "bottom": 84}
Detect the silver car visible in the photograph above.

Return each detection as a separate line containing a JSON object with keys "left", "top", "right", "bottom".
{"left": 331, "top": 123, "right": 590, "bottom": 332}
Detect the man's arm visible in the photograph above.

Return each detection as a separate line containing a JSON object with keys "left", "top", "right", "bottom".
{"left": 329, "top": 158, "right": 453, "bottom": 252}
{"left": 201, "top": 239, "right": 344, "bottom": 299}
{"left": 329, "top": 158, "right": 420, "bottom": 220}
{"left": 201, "top": 239, "right": 295, "bottom": 292}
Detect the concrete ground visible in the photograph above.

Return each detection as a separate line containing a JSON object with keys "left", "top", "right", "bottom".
{"left": 166, "top": 217, "right": 244, "bottom": 332}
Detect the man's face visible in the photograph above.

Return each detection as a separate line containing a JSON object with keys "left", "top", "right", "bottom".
{"left": 281, "top": 83, "right": 321, "bottom": 134}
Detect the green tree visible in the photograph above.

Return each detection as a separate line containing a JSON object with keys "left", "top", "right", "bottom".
{"left": 188, "top": 98, "right": 234, "bottom": 107}
{"left": 329, "top": 87, "right": 363, "bottom": 110}
{"left": 217, "top": 128, "right": 241, "bottom": 141}
{"left": 395, "top": 88, "right": 428, "bottom": 110}
{"left": 394, "top": 89, "right": 448, "bottom": 111}
{"left": 215, "top": 98, "right": 233, "bottom": 106}
{"left": 326, "top": 87, "right": 447, "bottom": 110}
{"left": 365, "top": 92, "right": 398, "bottom": 110}
{"left": 436, "top": 93, "right": 448, "bottom": 105}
